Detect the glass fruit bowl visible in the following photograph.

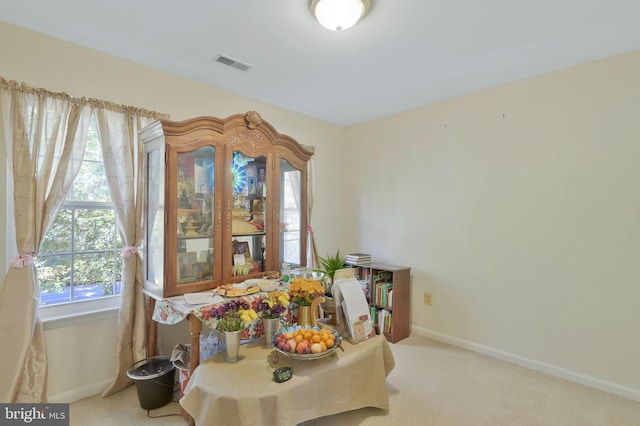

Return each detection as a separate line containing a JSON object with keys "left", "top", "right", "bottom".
{"left": 272, "top": 325, "right": 340, "bottom": 360}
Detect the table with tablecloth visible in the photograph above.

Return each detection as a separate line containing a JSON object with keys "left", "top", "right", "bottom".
{"left": 145, "top": 289, "right": 297, "bottom": 375}
{"left": 180, "top": 334, "right": 395, "bottom": 426}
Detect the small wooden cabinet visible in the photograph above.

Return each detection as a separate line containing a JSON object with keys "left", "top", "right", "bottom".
{"left": 352, "top": 263, "right": 411, "bottom": 343}
{"left": 140, "top": 111, "right": 314, "bottom": 298}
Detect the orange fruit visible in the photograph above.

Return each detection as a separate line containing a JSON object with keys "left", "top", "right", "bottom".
{"left": 303, "top": 332, "right": 312, "bottom": 341}
{"left": 320, "top": 341, "right": 327, "bottom": 352}
{"left": 294, "top": 334, "right": 303, "bottom": 343}
{"left": 311, "top": 334, "right": 321, "bottom": 343}
{"left": 325, "top": 338, "right": 335, "bottom": 348}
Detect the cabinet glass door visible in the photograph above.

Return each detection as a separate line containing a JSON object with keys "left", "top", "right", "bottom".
{"left": 279, "top": 158, "right": 302, "bottom": 267}
{"left": 229, "top": 151, "right": 267, "bottom": 278}
{"left": 145, "top": 148, "right": 164, "bottom": 289}
{"left": 176, "top": 146, "right": 215, "bottom": 284}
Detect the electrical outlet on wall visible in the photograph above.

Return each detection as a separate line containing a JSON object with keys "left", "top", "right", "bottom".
{"left": 424, "top": 292, "right": 432, "bottom": 305}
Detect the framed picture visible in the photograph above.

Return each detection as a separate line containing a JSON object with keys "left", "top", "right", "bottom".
{"left": 257, "top": 165, "right": 266, "bottom": 183}
{"left": 247, "top": 176, "right": 257, "bottom": 195}
{"left": 232, "top": 240, "right": 251, "bottom": 264}
{"left": 177, "top": 252, "right": 197, "bottom": 283}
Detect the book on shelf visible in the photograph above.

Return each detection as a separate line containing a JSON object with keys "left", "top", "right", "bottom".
{"left": 333, "top": 267, "right": 355, "bottom": 282}
{"left": 376, "top": 309, "right": 392, "bottom": 334}
{"left": 345, "top": 252, "right": 372, "bottom": 265}
{"left": 372, "top": 281, "right": 393, "bottom": 307}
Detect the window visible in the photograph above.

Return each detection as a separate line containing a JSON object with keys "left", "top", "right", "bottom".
{"left": 37, "top": 118, "right": 122, "bottom": 306}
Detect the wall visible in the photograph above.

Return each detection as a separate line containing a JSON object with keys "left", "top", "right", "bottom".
{"left": 346, "top": 50, "right": 640, "bottom": 398}
{"left": 0, "top": 22, "right": 347, "bottom": 402}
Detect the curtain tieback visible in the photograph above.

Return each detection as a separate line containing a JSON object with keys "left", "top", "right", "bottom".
{"left": 307, "top": 225, "right": 313, "bottom": 232}
{"left": 122, "top": 246, "right": 139, "bottom": 257}
{"left": 10, "top": 255, "right": 35, "bottom": 269}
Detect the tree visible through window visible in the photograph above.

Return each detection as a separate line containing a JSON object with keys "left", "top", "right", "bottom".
{"left": 37, "top": 117, "right": 122, "bottom": 305}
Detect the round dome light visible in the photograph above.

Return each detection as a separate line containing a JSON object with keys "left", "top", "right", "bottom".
{"left": 311, "top": 0, "right": 371, "bottom": 31}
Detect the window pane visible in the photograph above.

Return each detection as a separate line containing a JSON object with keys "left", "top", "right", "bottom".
{"left": 38, "top": 255, "right": 72, "bottom": 305}
{"left": 41, "top": 208, "right": 72, "bottom": 253}
{"left": 74, "top": 208, "right": 117, "bottom": 251}
{"left": 83, "top": 123, "right": 102, "bottom": 162}
{"left": 73, "top": 252, "right": 119, "bottom": 300}
{"left": 38, "top": 118, "right": 121, "bottom": 307}
{"left": 71, "top": 160, "right": 110, "bottom": 202}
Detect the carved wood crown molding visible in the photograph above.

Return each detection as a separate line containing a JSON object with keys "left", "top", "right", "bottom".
{"left": 227, "top": 128, "right": 265, "bottom": 150}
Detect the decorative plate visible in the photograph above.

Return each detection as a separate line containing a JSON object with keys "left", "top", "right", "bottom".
{"left": 215, "top": 286, "right": 260, "bottom": 297}
{"left": 243, "top": 278, "right": 281, "bottom": 292}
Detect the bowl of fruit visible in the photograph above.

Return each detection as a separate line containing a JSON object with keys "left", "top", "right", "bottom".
{"left": 272, "top": 326, "right": 340, "bottom": 360}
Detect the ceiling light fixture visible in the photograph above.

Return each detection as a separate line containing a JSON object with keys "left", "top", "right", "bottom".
{"left": 310, "top": 0, "right": 371, "bottom": 31}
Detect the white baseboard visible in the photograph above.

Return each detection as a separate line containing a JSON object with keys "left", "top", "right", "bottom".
{"left": 47, "top": 377, "right": 114, "bottom": 404}
{"left": 411, "top": 325, "right": 640, "bottom": 403}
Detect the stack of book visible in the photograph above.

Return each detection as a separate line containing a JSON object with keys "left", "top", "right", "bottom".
{"left": 345, "top": 253, "right": 372, "bottom": 265}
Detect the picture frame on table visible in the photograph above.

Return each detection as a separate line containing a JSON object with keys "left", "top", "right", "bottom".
{"left": 177, "top": 252, "right": 197, "bottom": 283}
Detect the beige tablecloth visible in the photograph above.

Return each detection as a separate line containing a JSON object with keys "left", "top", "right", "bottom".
{"left": 180, "top": 335, "right": 395, "bottom": 426}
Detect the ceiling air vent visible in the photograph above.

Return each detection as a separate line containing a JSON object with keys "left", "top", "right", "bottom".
{"left": 214, "top": 54, "right": 253, "bottom": 71}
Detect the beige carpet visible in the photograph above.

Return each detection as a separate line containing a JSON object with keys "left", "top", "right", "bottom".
{"left": 70, "top": 334, "right": 640, "bottom": 425}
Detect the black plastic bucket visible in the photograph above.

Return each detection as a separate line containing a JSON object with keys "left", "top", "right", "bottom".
{"left": 126, "top": 356, "right": 175, "bottom": 410}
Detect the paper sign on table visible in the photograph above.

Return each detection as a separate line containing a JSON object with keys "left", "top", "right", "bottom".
{"left": 333, "top": 278, "right": 374, "bottom": 343}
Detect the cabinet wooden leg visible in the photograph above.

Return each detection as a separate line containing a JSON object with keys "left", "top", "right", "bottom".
{"left": 147, "top": 297, "right": 157, "bottom": 357}
{"left": 188, "top": 314, "right": 202, "bottom": 375}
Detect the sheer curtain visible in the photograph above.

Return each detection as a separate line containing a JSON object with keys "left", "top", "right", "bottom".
{"left": 0, "top": 78, "right": 91, "bottom": 402}
{"left": 285, "top": 147, "right": 318, "bottom": 269}
{"left": 305, "top": 150, "right": 319, "bottom": 269}
{"left": 95, "top": 107, "right": 160, "bottom": 396}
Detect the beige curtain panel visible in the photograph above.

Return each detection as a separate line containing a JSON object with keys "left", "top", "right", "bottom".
{"left": 95, "top": 109, "right": 158, "bottom": 397}
{"left": 305, "top": 150, "right": 319, "bottom": 270}
{"left": 0, "top": 78, "right": 92, "bottom": 402}
{"left": 0, "top": 77, "right": 167, "bottom": 402}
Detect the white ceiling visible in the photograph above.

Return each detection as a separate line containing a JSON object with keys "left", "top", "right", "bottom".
{"left": 2, "top": 0, "right": 640, "bottom": 126}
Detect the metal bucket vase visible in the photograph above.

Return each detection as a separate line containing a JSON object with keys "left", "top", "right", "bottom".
{"left": 223, "top": 330, "right": 242, "bottom": 363}
{"left": 297, "top": 306, "right": 312, "bottom": 327}
{"left": 263, "top": 318, "right": 280, "bottom": 347}
{"left": 297, "top": 296, "right": 325, "bottom": 327}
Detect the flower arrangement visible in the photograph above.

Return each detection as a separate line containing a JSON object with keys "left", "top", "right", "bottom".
{"left": 207, "top": 299, "right": 258, "bottom": 332}
{"left": 257, "top": 291, "right": 290, "bottom": 319}
{"left": 289, "top": 278, "right": 324, "bottom": 307}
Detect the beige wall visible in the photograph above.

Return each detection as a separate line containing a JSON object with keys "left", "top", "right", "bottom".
{"left": 346, "top": 50, "right": 640, "bottom": 395}
{"left": 2, "top": 20, "right": 639, "bottom": 402}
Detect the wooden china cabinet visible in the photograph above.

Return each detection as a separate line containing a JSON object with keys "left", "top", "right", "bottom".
{"left": 140, "top": 111, "right": 313, "bottom": 363}
{"left": 140, "top": 111, "right": 314, "bottom": 300}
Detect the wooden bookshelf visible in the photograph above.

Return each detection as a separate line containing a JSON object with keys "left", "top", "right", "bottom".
{"left": 352, "top": 262, "right": 411, "bottom": 343}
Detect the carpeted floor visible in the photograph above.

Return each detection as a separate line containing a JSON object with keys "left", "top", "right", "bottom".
{"left": 70, "top": 334, "right": 640, "bottom": 425}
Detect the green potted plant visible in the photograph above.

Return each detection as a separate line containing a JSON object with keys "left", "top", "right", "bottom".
{"left": 313, "top": 251, "right": 346, "bottom": 324}
{"left": 316, "top": 250, "right": 346, "bottom": 296}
